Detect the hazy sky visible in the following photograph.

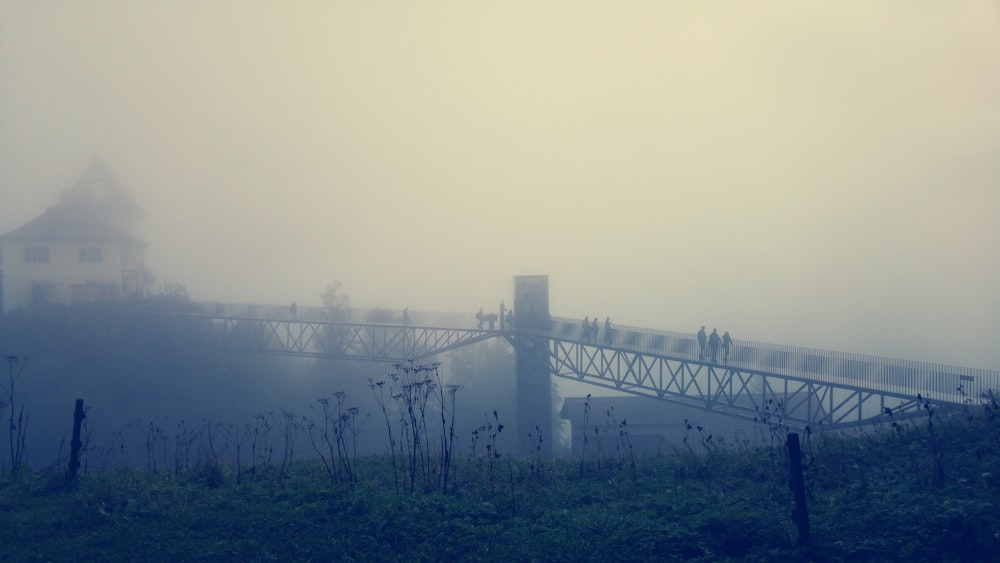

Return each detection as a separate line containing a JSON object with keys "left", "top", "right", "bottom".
{"left": 1, "top": 2, "right": 998, "bottom": 369}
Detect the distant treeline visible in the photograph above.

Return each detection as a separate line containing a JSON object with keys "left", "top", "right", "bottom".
{"left": 0, "top": 299, "right": 521, "bottom": 471}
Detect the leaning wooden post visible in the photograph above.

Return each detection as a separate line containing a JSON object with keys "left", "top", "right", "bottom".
{"left": 67, "top": 399, "right": 86, "bottom": 484}
{"left": 786, "top": 432, "right": 810, "bottom": 546}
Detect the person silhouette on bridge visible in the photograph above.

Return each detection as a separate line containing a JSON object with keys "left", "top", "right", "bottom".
{"left": 697, "top": 326, "right": 707, "bottom": 360}
{"left": 604, "top": 316, "right": 612, "bottom": 344}
{"left": 722, "top": 330, "right": 732, "bottom": 362}
{"left": 477, "top": 308, "right": 485, "bottom": 329}
{"left": 708, "top": 328, "right": 721, "bottom": 363}
{"left": 582, "top": 316, "right": 591, "bottom": 341}
{"left": 290, "top": 302, "right": 298, "bottom": 320}
{"left": 591, "top": 317, "right": 599, "bottom": 342}
{"left": 402, "top": 307, "right": 409, "bottom": 325}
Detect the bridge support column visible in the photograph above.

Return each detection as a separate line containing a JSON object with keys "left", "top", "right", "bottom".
{"left": 513, "top": 275, "right": 553, "bottom": 459}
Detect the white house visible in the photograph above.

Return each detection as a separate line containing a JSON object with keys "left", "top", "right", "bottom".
{"left": 0, "top": 159, "right": 146, "bottom": 312}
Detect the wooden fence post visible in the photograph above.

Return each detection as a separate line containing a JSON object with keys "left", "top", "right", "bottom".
{"left": 787, "top": 432, "right": 810, "bottom": 546}
{"left": 67, "top": 399, "right": 86, "bottom": 484}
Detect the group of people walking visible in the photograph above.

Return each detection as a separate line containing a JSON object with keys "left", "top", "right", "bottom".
{"left": 697, "top": 326, "right": 733, "bottom": 363}
{"left": 474, "top": 305, "right": 737, "bottom": 364}
{"left": 581, "top": 316, "right": 612, "bottom": 344}
{"left": 477, "top": 302, "right": 514, "bottom": 330}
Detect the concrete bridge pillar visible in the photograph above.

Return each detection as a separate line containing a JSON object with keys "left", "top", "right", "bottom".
{"left": 512, "top": 275, "right": 553, "bottom": 458}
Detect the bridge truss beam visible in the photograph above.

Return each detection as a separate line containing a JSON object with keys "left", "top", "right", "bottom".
{"left": 150, "top": 312, "right": 496, "bottom": 363}
{"left": 141, "top": 308, "right": 992, "bottom": 432}
{"left": 548, "top": 338, "right": 935, "bottom": 430}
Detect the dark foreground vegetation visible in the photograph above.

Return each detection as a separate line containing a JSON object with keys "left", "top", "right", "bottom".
{"left": 3, "top": 398, "right": 1000, "bottom": 562}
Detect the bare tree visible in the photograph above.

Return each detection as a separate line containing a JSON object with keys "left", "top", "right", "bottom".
{"left": 1, "top": 355, "right": 28, "bottom": 477}
{"left": 320, "top": 281, "right": 351, "bottom": 321}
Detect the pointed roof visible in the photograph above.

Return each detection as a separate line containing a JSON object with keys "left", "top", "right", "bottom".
{"left": 0, "top": 157, "right": 146, "bottom": 245}
{"left": 0, "top": 206, "right": 141, "bottom": 244}
{"left": 55, "top": 156, "right": 143, "bottom": 218}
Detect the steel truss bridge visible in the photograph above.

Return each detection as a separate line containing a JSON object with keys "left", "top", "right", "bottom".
{"left": 142, "top": 301, "right": 999, "bottom": 433}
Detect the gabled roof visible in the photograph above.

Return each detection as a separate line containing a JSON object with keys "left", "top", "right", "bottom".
{"left": 56, "top": 156, "right": 143, "bottom": 218}
{"left": 0, "top": 207, "right": 142, "bottom": 244}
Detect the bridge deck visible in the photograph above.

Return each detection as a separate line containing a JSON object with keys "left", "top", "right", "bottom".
{"left": 144, "top": 302, "right": 1000, "bottom": 429}
{"left": 543, "top": 316, "right": 996, "bottom": 404}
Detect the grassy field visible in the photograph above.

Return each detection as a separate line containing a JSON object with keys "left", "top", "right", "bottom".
{"left": 2, "top": 400, "right": 1000, "bottom": 562}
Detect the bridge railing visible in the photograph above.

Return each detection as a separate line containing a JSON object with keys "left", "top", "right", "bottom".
{"left": 143, "top": 300, "right": 999, "bottom": 406}
{"left": 547, "top": 316, "right": 1000, "bottom": 405}
{"left": 184, "top": 301, "right": 484, "bottom": 330}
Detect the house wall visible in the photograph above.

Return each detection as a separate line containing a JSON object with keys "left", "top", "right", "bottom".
{"left": 0, "top": 239, "right": 144, "bottom": 311}
{"left": 120, "top": 242, "right": 146, "bottom": 295}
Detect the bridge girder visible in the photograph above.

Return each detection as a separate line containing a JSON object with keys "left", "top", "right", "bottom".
{"left": 142, "top": 309, "right": 993, "bottom": 431}
{"left": 152, "top": 312, "right": 496, "bottom": 363}
{"left": 548, "top": 338, "right": 940, "bottom": 430}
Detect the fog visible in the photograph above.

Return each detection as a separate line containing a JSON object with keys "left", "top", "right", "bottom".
{"left": 1, "top": 2, "right": 998, "bottom": 369}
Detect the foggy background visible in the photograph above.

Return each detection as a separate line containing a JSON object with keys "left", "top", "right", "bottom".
{"left": 2, "top": 2, "right": 997, "bottom": 370}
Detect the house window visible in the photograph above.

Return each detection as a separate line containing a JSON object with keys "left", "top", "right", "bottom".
{"left": 79, "top": 247, "right": 103, "bottom": 263}
{"left": 24, "top": 247, "right": 50, "bottom": 263}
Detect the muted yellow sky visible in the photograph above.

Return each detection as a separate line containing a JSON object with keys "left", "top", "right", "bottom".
{"left": 1, "top": 2, "right": 998, "bottom": 368}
